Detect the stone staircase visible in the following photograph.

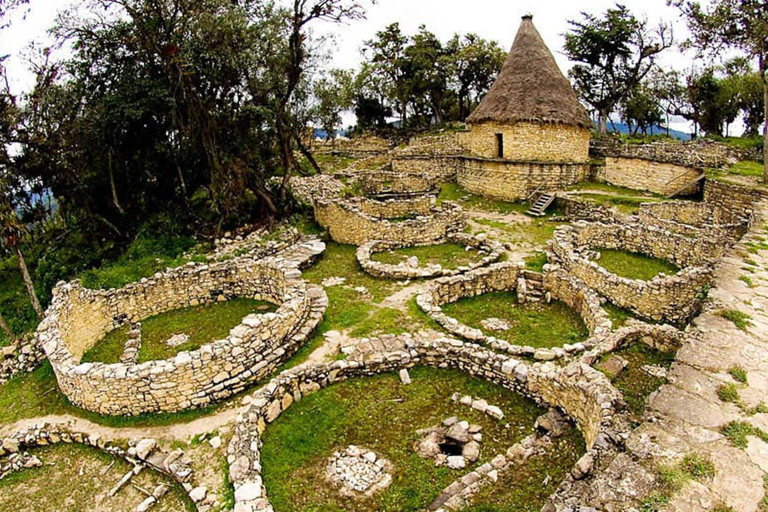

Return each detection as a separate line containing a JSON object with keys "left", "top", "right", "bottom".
{"left": 525, "top": 193, "right": 556, "bottom": 217}
{"left": 666, "top": 172, "right": 705, "bottom": 199}
{"left": 520, "top": 271, "right": 544, "bottom": 303}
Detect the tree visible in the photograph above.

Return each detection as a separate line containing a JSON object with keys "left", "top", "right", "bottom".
{"left": 565, "top": 4, "right": 673, "bottom": 134}
{"left": 672, "top": 0, "right": 768, "bottom": 178}
{"left": 444, "top": 34, "right": 506, "bottom": 120}
{"left": 363, "top": 23, "right": 410, "bottom": 127}
{"left": 620, "top": 83, "right": 664, "bottom": 136}
{"left": 312, "top": 69, "right": 355, "bottom": 139}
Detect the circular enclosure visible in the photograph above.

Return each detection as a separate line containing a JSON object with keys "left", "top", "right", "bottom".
{"left": 356, "top": 233, "right": 504, "bottom": 280}
{"left": 227, "top": 333, "right": 622, "bottom": 512}
{"left": 357, "top": 170, "right": 442, "bottom": 198}
{"left": 314, "top": 196, "right": 467, "bottom": 246}
{"left": 38, "top": 257, "right": 327, "bottom": 416}
{"left": 416, "top": 262, "right": 611, "bottom": 360}
{"left": 549, "top": 221, "right": 717, "bottom": 325}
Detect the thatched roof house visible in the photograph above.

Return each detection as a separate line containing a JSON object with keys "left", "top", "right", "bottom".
{"left": 458, "top": 16, "right": 592, "bottom": 201}
{"left": 467, "top": 15, "right": 591, "bottom": 128}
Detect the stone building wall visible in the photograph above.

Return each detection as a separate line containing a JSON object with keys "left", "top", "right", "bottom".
{"left": 311, "top": 135, "right": 395, "bottom": 156}
{"left": 703, "top": 179, "right": 768, "bottom": 220}
{"left": 353, "top": 195, "right": 434, "bottom": 219}
{"left": 465, "top": 122, "right": 590, "bottom": 163}
{"left": 457, "top": 158, "right": 590, "bottom": 201}
{"left": 227, "top": 334, "right": 622, "bottom": 512}
{"left": 358, "top": 170, "right": 442, "bottom": 197}
{"left": 595, "top": 157, "right": 703, "bottom": 196}
{"left": 553, "top": 196, "right": 616, "bottom": 223}
{"left": 314, "top": 199, "right": 467, "bottom": 246}
{"left": 549, "top": 223, "right": 717, "bottom": 324}
{"left": 38, "top": 257, "right": 327, "bottom": 415}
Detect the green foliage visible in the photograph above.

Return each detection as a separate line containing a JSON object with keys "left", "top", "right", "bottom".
{"left": 722, "top": 421, "right": 768, "bottom": 449}
{"left": 717, "top": 383, "right": 741, "bottom": 404}
{"left": 603, "top": 302, "right": 638, "bottom": 330}
{"left": 641, "top": 453, "right": 716, "bottom": 511}
{"left": 524, "top": 252, "right": 548, "bottom": 273}
{"left": 442, "top": 291, "right": 589, "bottom": 349}
{"left": 371, "top": 243, "right": 483, "bottom": 271}
{"left": 729, "top": 365, "right": 749, "bottom": 384}
{"left": 596, "top": 249, "right": 680, "bottom": 282}
{"left": 717, "top": 309, "right": 754, "bottom": 331}
{"left": 679, "top": 453, "right": 716, "bottom": 480}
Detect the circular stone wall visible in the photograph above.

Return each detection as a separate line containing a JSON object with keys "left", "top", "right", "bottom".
{"left": 227, "top": 333, "right": 623, "bottom": 512}
{"left": 356, "top": 233, "right": 504, "bottom": 280}
{"left": 358, "top": 170, "right": 441, "bottom": 198}
{"left": 314, "top": 197, "right": 467, "bottom": 246}
{"left": 416, "top": 262, "right": 611, "bottom": 360}
{"left": 38, "top": 257, "right": 327, "bottom": 416}
{"left": 549, "top": 222, "right": 717, "bottom": 324}
{"left": 638, "top": 201, "right": 750, "bottom": 241}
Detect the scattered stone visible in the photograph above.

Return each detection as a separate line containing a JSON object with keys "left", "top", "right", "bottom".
{"left": 135, "top": 439, "right": 157, "bottom": 461}
{"left": 446, "top": 456, "right": 466, "bottom": 470}
{"left": 208, "top": 436, "right": 222, "bottom": 450}
{"left": 535, "top": 410, "right": 570, "bottom": 438}
{"left": 321, "top": 277, "right": 346, "bottom": 287}
{"left": 326, "top": 446, "right": 392, "bottom": 497}
{"left": 642, "top": 365, "right": 668, "bottom": 379}
{"left": 596, "top": 355, "right": 629, "bottom": 378}
{"left": 189, "top": 486, "right": 208, "bottom": 503}
{"left": 399, "top": 369, "right": 412, "bottom": 385}
{"left": 480, "top": 318, "right": 510, "bottom": 332}
{"left": 166, "top": 333, "right": 190, "bottom": 348}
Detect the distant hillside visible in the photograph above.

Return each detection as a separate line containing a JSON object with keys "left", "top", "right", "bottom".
{"left": 604, "top": 122, "right": 692, "bottom": 141}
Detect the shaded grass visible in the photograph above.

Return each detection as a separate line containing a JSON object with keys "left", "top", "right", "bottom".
{"left": 437, "top": 183, "right": 529, "bottom": 215}
{"left": 575, "top": 193, "right": 663, "bottom": 215}
{"left": 524, "top": 251, "right": 548, "bottom": 273}
{"left": 718, "top": 309, "right": 754, "bottom": 331}
{"left": 372, "top": 243, "right": 482, "bottom": 270}
{"left": 260, "top": 366, "right": 577, "bottom": 512}
{"left": 722, "top": 421, "right": 768, "bottom": 449}
{"left": 596, "top": 249, "right": 680, "bottom": 281}
{"left": 598, "top": 343, "right": 675, "bottom": 416}
{"left": 566, "top": 181, "right": 663, "bottom": 198}
{"left": 0, "top": 443, "right": 196, "bottom": 512}
{"left": 81, "top": 299, "right": 276, "bottom": 364}
{"left": 603, "top": 302, "right": 638, "bottom": 330}
{"left": 441, "top": 291, "right": 588, "bottom": 348}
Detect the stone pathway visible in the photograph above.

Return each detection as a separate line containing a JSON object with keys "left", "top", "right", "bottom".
{"left": 587, "top": 201, "right": 768, "bottom": 511}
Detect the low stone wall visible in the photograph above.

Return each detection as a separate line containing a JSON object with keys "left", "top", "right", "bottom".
{"left": 638, "top": 201, "right": 750, "bottom": 241}
{"left": 416, "top": 263, "right": 611, "bottom": 360}
{"left": 580, "top": 322, "right": 684, "bottom": 367}
{"left": 227, "top": 333, "right": 623, "bottom": 512}
{"left": 595, "top": 157, "right": 702, "bottom": 196}
{"left": 457, "top": 158, "right": 590, "bottom": 201}
{"left": 554, "top": 195, "right": 617, "bottom": 223}
{"left": 314, "top": 198, "right": 467, "bottom": 246}
{"left": 311, "top": 135, "right": 395, "bottom": 156}
{"left": 590, "top": 137, "right": 761, "bottom": 169}
{"left": 356, "top": 233, "right": 504, "bottom": 280}
{"left": 358, "top": 170, "right": 442, "bottom": 197}
{"left": 39, "top": 257, "right": 328, "bottom": 416}
{"left": 391, "top": 156, "right": 461, "bottom": 182}
{"left": 703, "top": 179, "right": 768, "bottom": 221}
{"left": 0, "top": 335, "right": 45, "bottom": 385}
{"left": 549, "top": 222, "right": 716, "bottom": 324}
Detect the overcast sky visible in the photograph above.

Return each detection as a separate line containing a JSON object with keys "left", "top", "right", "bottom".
{"left": 0, "top": 0, "right": 740, "bottom": 135}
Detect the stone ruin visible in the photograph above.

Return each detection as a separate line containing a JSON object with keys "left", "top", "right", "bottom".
{"left": 414, "top": 417, "right": 483, "bottom": 471}
{"left": 325, "top": 446, "right": 393, "bottom": 498}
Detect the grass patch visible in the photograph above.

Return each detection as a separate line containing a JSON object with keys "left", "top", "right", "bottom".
{"left": 729, "top": 365, "right": 748, "bottom": 384}
{"left": 81, "top": 299, "right": 276, "bottom": 364}
{"left": 596, "top": 249, "right": 680, "bottom": 281}
{"left": 437, "top": 183, "right": 529, "bottom": 215}
{"left": 727, "top": 161, "right": 764, "bottom": 177}
{"left": 717, "top": 309, "right": 754, "bottom": 331}
{"left": 740, "top": 275, "right": 756, "bottom": 288}
{"left": 722, "top": 421, "right": 768, "bottom": 449}
{"left": 260, "top": 366, "right": 583, "bottom": 512}
{"left": 371, "top": 243, "right": 483, "bottom": 271}
{"left": 597, "top": 343, "right": 675, "bottom": 416}
{"left": 575, "top": 193, "right": 663, "bottom": 215}
{"left": 524, "top": 252, "right": 548, "bottom": 273}
{"left": 603, "top": 302, "right": 638, "bottom": 330}
{"left": 566, "top": 181, "right": 662, "bottom": 197}
{"left": 441, "top": 291, "right": 588, "bottom": 348}
{"left": 640, "top": 453, "right": 716, "bottom": 512}
{"left": 0, "top": 443, "right": 196, "bottom": 512}
{"left": 473, "top": 217, "right": 559, "bottom": 247}
{"left": 717, "top": 383, "right": 741, "bottom": 404}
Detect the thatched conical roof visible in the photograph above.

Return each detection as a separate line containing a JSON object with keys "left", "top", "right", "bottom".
{"left": 467, "top": 16, "right": 591, "bottom": 128}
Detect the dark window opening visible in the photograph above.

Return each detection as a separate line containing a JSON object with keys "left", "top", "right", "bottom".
{"left": 495, "top": 133, "right": 504, "bottom": 158}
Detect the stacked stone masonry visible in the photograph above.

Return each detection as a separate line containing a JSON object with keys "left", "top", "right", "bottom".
{"left": 38, "top": 256, "right": 328, "bottom": 415}
{"left": 416, "top": 262, "right": 611, "bottom": 360}
{"left": 314, "top": 197, "right": 467, "bottom": 246}
{"left": 465, "top": 122, "right": 590, "bottom": 163}
{"left": 549, "top": 222, "right": 719, "bottom": 324}
{"left": 226, "top": 332, "right": 624, "bottom": 512}
{"left": 638, "top": 201, "right": 750, "bottom": 241}
{"left": 595, "top": 157, "right": 703, "bottom": 197}
{"left": 358, "top": 170, "right": 443, "bottom": 198}
{"left": 357, "top": 234, "right": 505, "bottom": 280}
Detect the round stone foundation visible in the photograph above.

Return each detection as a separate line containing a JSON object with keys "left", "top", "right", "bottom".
{"left": 38, "top": 257, "right": 327, "bottom": 416}
{"left": 416, "top": 262, "right": 611, "bottom": 360}
{"left": 356, "top": 233, "right": 504, "bottom": 280}
{"left": 549, "top": 221, "right": 717, "bottom": 324}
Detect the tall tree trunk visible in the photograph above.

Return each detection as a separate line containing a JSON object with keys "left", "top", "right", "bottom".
{"left": 0, "top": 311, "right": 13, "bottom": 341}
{"left": 598, "top": 109, "right": 609, "bottom": 135}
{"left": 108, "top": 150, "right": 125, "bottom": 215}
{"left": 762, "top": 54, "right": 768, "bottom": 183}
{"left": 293, "top": 131, "right": 321, "bottom": 175}
{"left": 15, "top": 245, "right": 43, "bottom": 318}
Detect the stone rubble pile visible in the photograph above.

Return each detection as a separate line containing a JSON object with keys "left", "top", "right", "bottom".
{"left": 325, "top": 446, "right": 393, "bottom": 497}
{"left": 450, "top": 393, "right": 504, "bottom": 421}
{"left": 0, "top": 335, "right": 45, "bottom": 385}
{"left": 120, "top": 323, "right": 142, "bottom": 365}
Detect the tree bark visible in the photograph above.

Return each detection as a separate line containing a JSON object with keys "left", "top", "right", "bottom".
{"left": 293, "top": 131, "right": 320, "bottom": 175}
{"left": 0, "top": 311, "right": 13, "bottom": 341}
{"left": 108, "top": 150, "right": 125, "bottom": 215}
{"left": 15, "top": 245, "right": 43, "bottom": 318}
{"left": 598, "top": 109, "right": 609, "bottom": 135}
{"left": 762, "top": 54, "right": 768, "bottom": 183}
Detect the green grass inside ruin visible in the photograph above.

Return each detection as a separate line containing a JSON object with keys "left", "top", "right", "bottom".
{"left": 371, "top": 243, "right": 482, "bottom": 270}
{"left": 603, "top": 302, "right": 639, "bottom": 330}
{"left": 597, "top": 343, "right": 675, "bottom": 417}
{"left": 441, "top": 291, "right": 589, "bottom": 348}
{"left": 80, "top": 299, "right": 276, "bottom": 364}
{"left": 437, "top": 183, "right": 529, "bottom": 215}
{"left": 472, "top": 217, "right": 558, "bottom": 247}
{"left": 260, "top": 366, "right": 584, "bottom": 512}
{"left": 574, "top": 193, "right": 664, "bottom": 215}
{"left": 596, "top": 249, "right": 680, "bottom": 281}
{"left": 0, "top": 443, "right": 196, "bottom": 512}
